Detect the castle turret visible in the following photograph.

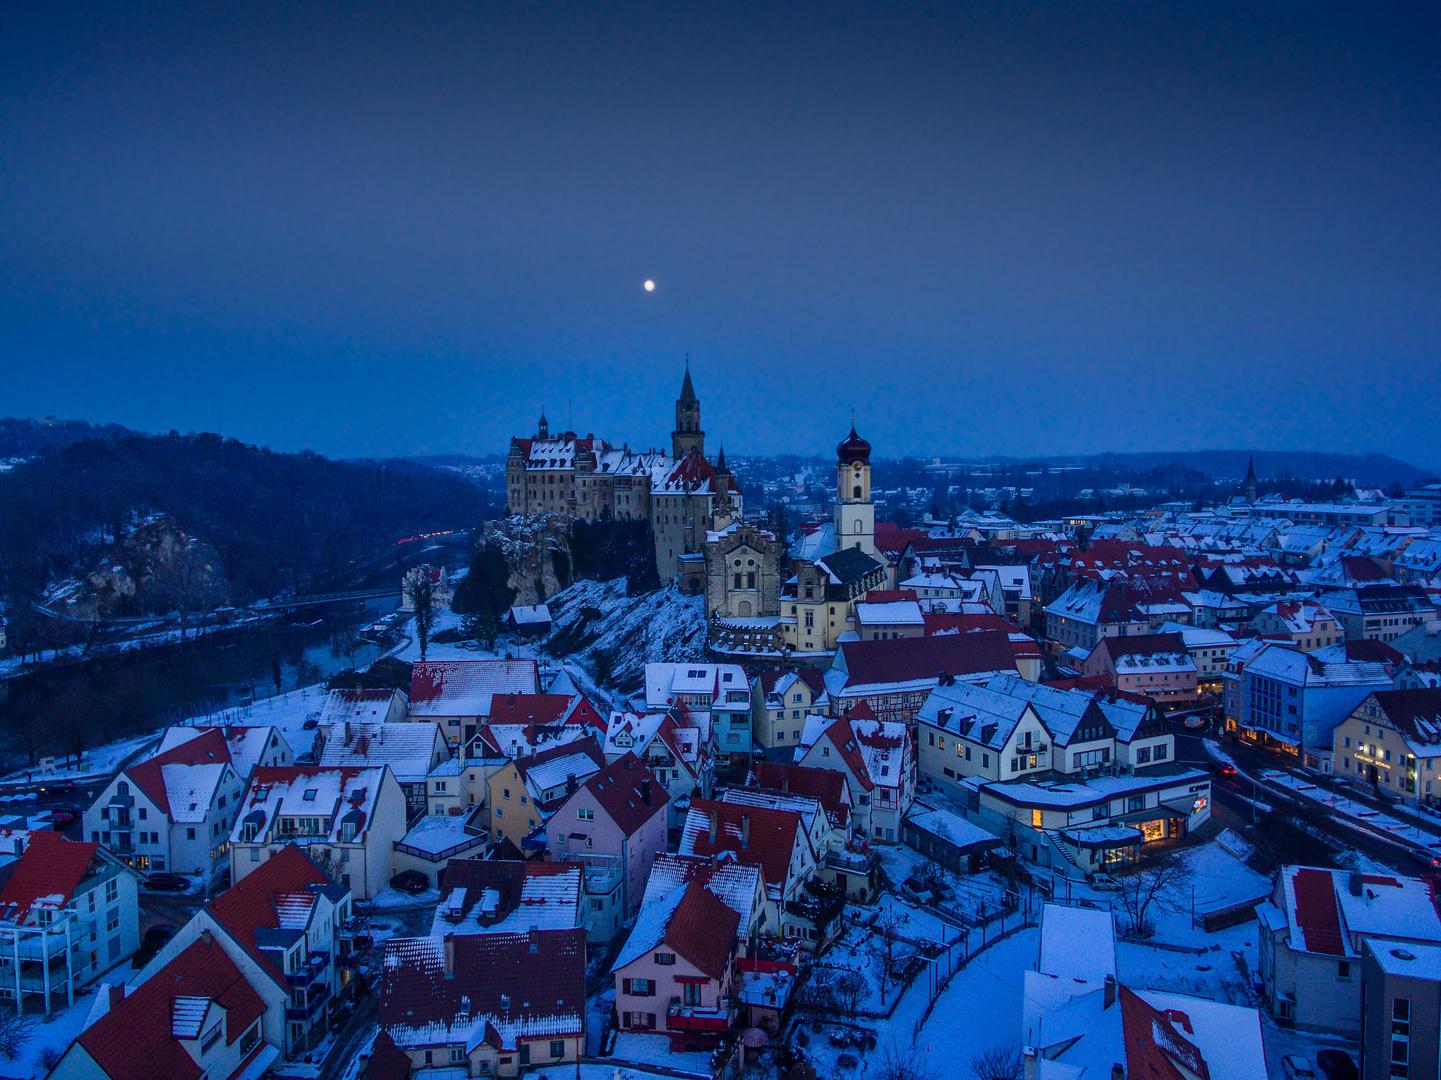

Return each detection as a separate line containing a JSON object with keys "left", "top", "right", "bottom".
{"left": 672, "top": 362, "right": 704, "bottom": 458}
{"left": 537, "top": 407, "right": 549, "bottom": 441}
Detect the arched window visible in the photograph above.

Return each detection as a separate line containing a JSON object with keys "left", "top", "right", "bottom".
{"left": 117, "top": 782, "right": 129, "bottom": 796}
{"left": 854, "top": 521, "right": 862, "bottom": 533}
{"left": 853, "top": 486, "right": 862, "bottom": 498}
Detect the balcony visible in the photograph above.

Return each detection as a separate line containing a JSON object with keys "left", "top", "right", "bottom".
{"left": 666, "top": 1001, "right": 732, "bottom": 1032}
{"left": 284, "top": 949, "right": 330, "bottom": 987}
{"left": 285, "top": 982, "right": 329, "bottom": 1022}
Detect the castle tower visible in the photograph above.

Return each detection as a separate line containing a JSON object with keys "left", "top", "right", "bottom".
{"left": 537, "top": 407, "right": 549, "bottom": 441}
{"left": 672, "top": 362, "right": 704, "bottom": 458}
{"left": 835, "top": 423, "right": 875, "bottom": 557}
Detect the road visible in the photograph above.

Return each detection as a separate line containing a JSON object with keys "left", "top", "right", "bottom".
{"left": 1166, "top": 715, "right": 1433, "bottom": 877}
{"left": 317, "top": 992, "right": 378, "bottom": 1080}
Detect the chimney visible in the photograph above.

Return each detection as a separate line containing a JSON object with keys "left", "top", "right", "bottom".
{"left": 1023, "top": 1048, "right": 1039, "bottom": 1080}
{"left": 566, "top": 774, "right": 577, "bottom": 796}
{"left": 640, "top": 779, "right": 652, "bottom": 806}
{"left": 443, "top": 933, "right": 455, "bottom": 977}
{"left": 344, "top": 721, "right": 352, "bottom": 746}
{"left": 1104, "top": 974, "right": 1117, "bottom": 1009}
{"left": 741, "top": 813, "right": 750, "bottom": 850}
{"left": 708, "top": 810, "right": 718, "bottom": 843}
{"left": 780, "top": 775, "right": 789, "bottom": 793}
{"left": 529, "top": 928, "right": 540, "bottom": 953}
{"left": 200, "top": 929, "right": 212, "bottom": 947}
{"left": 109, "top": 984, "right": 126, "bottom": 1009}
{"left": 1350, "top": 872, "right": 1364, "bottom": 897}
{"left": 1111, "top": 1065, "right": 1125, "bottom": 1080}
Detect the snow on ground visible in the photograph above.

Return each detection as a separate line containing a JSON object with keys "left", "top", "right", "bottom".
{"left": 1116, "top": 926, "right": 1257, "bottom": 1006}
{"left": 611, "top": 1032, "right": 712, "bottom": 1076}
{"left": 0, "top": 731, "right": 160, "bottom": 784}
{"left": 181, "top": 683, "right": 331, "bottom": 762}
{"left": 365, "top": 884, "right": 442, "bottom": 912}
{"left": 1203, "top": 738, "right": 1236, "bottom": 767}
{"left": 2, "top": 990, "right": 97, "bottom": 1078}
{"left": 1261, "top": 1018, "right": 1357, "bottom": 1080}
{"left": 911, "top": 928, "right": 1038, "bottom": 1066}
{"left": 544, "top": 579, "right": 707, "bottom": 693}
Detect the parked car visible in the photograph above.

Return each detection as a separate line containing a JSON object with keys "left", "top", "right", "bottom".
{"left": 144, "top": 924, "right": 178, "bottom": 946}
{"left": 900, "top": 878, "right": 935, "bottom": 905}
{"left": 1407, "top": 847, "right": 1441, "bottom": 871}
{"left": 143, "top": 873, "right": 191, "bottom": 892}
{"left": 1283, "top": 1056, "right": 1316, "bottom": 1080}
{"left": 389, "top": 870, "right": 430, "bottom": 895}
{"left": 1209, "top": 761, "right": 1238, "bottom": 778}
{"left": 1090, "top": 872, "right": 1121, "bottom": 891}
{"left": 925, "top": 877, "right": 955, "bottom": 902}
{"left": 1315, "top": 1050, "right": 1357, "bottom": 1080}
{"left": 43, "top": 810, "right": 78, "bottom": 827}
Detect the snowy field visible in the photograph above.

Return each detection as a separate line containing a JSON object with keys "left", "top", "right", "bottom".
{"left": 0, "top": 731, "right": 160, "bottom": 784}
{"left": 611, "top": 1032, "right": 712, "bottom": 1077}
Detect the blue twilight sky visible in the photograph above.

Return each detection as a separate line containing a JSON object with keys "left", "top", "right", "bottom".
{"left": 1, "top": 2, "right": 1438, "bottom": 465}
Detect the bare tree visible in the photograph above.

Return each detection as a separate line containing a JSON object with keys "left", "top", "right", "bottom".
{"left": 404, "top": 567, "right": 437, "bottom": 661}
{"left": 833, "top": 966, "right": 866, "bottom": 1026}
{"left": 875, "top": 906, "right": 904, "bottom": 1007}
{"left": 1115, "top": 854, "right": 1191, "bottom": 937}
{"left": 156, "top": 542, "right": 228, "bottom": 639}
{"left": 970, "top": 1044, "right": 1024, "bottom": 1080}
{"left": 0, "top": 1010, "right": 39, "bottom": 1059}
{"left": 874, "top": 1040, "right": 941, "bottom": 1080}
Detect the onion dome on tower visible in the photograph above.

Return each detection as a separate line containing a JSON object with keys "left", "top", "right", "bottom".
{"left": 837, "top": 425, "right": 871, "bottom": 465}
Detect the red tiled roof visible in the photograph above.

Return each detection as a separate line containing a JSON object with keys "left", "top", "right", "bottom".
{"left": 1341, "top": 555, "right": 1390, "bottom": 582}
{"left": 756, "top": 668, "right": 826, "bottom": 697}
{"left": 1291, "top": 867, "right": 1347, "bottom": 956}
{"left": 379, "top": 929, "right": 586, "bottom": 1047}
{"left": 1342, "top": 640, "right": 1405, "bottom": 666}
{"left": 0, "top": 831, "right": 100, "bottom": 923}
{"left": 365, "top": 1031, "right": 414, "bottom": 1080}
{"left": 207, "top": 844, "right": 333, "bottom": 985}
{"left": 1119, "top": 985, "right": 1212, "bottom": 1080}
{"left": 747, "top": 763, "right": 850, "bottom": 828}
{"left": 815, "top": 717, "right": 874, "bottom": 792}
{"left": 582, "top": 753, "right": 667, "bottom": 837}
{"left": 78, "top": 935, "right": 267, "bottom": 1080}
{"left": 682, "top": 799, "right": 803, "bottom": 888}
{"left": 126, "top": 728, "right": 233, "bottom": 816}
{"left": 835, "top": 631, "right": 1017, "bottom": 688}
{"left": 486, "top": 693, "right": 601, "bottom": 730}
{"left": 865, "top": 590, "right": 920, "bottom": 603}
{"left": 665, "top": 883, "right": 740, "bottom": 980}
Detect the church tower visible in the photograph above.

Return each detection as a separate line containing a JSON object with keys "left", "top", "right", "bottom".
{"left": 537, "top": 407, "right": 549, "bottom": 441}
{"left": 835, "top": 423, "right": 876, "bottom": 557}
{"left": 672, "top": 363, "right": 704, "bottom": 458}
{"left": 1244, "top": 454, "right": 1258, "bottom": 505}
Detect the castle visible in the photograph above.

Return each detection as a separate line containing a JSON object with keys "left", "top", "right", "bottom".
{"left": 505, "top": 367, "right": 740, "bottom": 582}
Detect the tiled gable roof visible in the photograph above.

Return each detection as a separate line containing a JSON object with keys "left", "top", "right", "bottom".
{"left": 665, "top": 883, "right": 740, "bottom": 980}
{"left": 206, "top": 844, "right": 334, "bottom": 985}
{"left": 1118, "top": 985, "right": 1212, "bottom": 1080}
{"left": 581, "top": 753, "right": 666, "bottom": 837}
{"left": 79, "top": 936, "right": 266, "bottom": 1080}
{"left": 409, "top": 660, "right": 540, "bottom": 717}
{"left": 126, "top": 728, "right": 233, "bottom": 816}
{"left": 834, "top": 631, "right": 1017, "bottom": 689}
{"left": 747, "top": 763, "right": 850, "bottom": 828}
{"left": 379, "top": 929, "right": 585, "bottom": 1051}
{"left": 0, "top": 832, "right": 100, "bottom": 924}
{"left": 678, "top": 799, "right": 803, "bottom": 889}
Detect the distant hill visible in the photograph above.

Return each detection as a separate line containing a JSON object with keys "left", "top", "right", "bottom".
{"left": 0, "top": 432, "right": 493, "bottom": 603}
{"left": 1068, "top": 451, "right": 1434, "bottom": 488}
{"left": 0, "top": 417, "right": 135, "bottom": 459}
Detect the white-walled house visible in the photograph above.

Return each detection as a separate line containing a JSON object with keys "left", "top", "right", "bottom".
{"left": 84, "top": 727, "right": 246, "bottom": 875}
{"left": 795, "top": 713, "right": 914, "bottom": 843}
{"left": 139, "top": 844, "right": 354, "bottom": 1058}
{"left": 228, "top": 765, "right": 407, "bottom": 900}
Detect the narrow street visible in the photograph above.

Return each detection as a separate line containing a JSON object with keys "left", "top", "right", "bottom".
{"left": 318, "top": 992, "right": 379, "bottom": 1080}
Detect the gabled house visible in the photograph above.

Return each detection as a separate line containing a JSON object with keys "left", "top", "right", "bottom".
{"left": 1251, "top": 602, "right": 1343, "bottom": 653}
{"left": 644, "top": 662, "right": 753, "bottom": 767}
{"left": 84, "top": 727, "right": 246, "bottom": 876}
{"left": 318, "top": 720, "right": 450, "bottom": 817}
{"left": 486, "top": 737, "right": 606, "bottom": 854}
{"left": 138, "top": 844, "right": 354, "bottom": 1058}
{"left": 751, "top": 669, "right": 829, "bottom": 750}
{"left": 545, "top": 754, "right": 668, "bottom": 922}
{"left": 430, "top": 860, "right": 582, "bottom": 937}
{"left": 1257, "top": 866, "right": 1441, "bottom": 1035}
{"left": 611, "top": 882, "right": 741, "bottom": 1050}
{"left": 155, "top": 724, "right": 294, "bottom": 781}
{"left": 745, "top": 762, "right": 853, "bottom": 834}
{"left": 0, "top": 832, "right": 142, "bottom": 1014}
{"left": 378, "top": 929, "right": 586, "bottom": 1077}
{"left": 795, "top": 714, "right": 914, "bottom": 843}
{"left": 603, "top": 709, "right": 713, "bottom": 828}
{"left": 678, "top": 799, "right": 827, "bottom": 943}
{"left": 408, "top": 659, "right": 541, "bottom": 750}
{"left": 47, "top": 934, "right": 275, "bottom": 1080}
{"left": 642, "top": 853, "right": 765, "bottom": 945}
{"left": 229, "top": 766, "right": 407, "bottom": 900}
{"left": 1332, "top": 688, "right": 1441, "bottom": 806}
{"left": 1081, "top": 632, "right": 1200, "bottom": 704}
{"left": 475, "top": 692, "right": 606, "bottom": 760}
{"left": 823, "top": 632, "right": 1019, "bottom": 724}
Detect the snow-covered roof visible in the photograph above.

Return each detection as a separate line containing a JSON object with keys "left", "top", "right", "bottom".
{"left": 161, "top": 763, "right": 229, "bottom": 823}
{"left": 855, "top": 601, "right": 926, "bottom": 626}
{"left": 1155, "top": 622, "right": 1239, "bottom": 650}
{"left": 509, "top": 604, "right": 551, "bottom": 625}
{"left": 1039, "top": 903, "right": 1116, "bottom": 983}
{"left": 409, "top": 660, "right": 540, "bottom": 718}
{"left": 230, "top": 765, "right": 390, "bottom": 846}
{"left": 903, "top": 805, "right": 996, "bottom": 850}
{"left": 319, "top": 722, "right": 446, "bottom": 784}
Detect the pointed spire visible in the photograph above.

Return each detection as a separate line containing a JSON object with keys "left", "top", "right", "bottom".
{"left": 716, "top": 445, "right": 728, "bottom": 472}
{"left": 1244, "top": 454, "right": 1257, "bottom": 483}
{"left": 679, "top": 358, "right": 697, "bottom": 403}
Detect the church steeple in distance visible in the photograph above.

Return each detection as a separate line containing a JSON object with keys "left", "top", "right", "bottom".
{"left": 672, "top": 359, "right": 704, "bottom": 458}
{"left": 1244, "top": 454, "right": 1258, "bottom": 504}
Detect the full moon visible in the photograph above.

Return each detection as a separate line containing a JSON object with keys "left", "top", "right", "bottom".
{"left": 644, "top": 280, "right": 655, "bottom": 291}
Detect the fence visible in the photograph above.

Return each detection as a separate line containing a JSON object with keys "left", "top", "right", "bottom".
{"left": 910, "top": 898, "right": 1040, "bottom": 1038}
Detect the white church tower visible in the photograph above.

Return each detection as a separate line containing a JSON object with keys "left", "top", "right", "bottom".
{"left": 835, "top": 422, "right": 876, "bottom": 558}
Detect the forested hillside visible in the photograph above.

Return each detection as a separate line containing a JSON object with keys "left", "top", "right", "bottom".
{"left": 0, "top": 432, "right": 493, "bottom": 603}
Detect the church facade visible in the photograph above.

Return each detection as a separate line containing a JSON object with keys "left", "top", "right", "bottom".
{"left": 505, "top": 368, "right": 739, "bottom": 583}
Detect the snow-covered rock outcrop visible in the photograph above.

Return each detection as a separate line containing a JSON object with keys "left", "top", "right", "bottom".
{"left": 544, "top": 578, "right": 706, "bottom": 693}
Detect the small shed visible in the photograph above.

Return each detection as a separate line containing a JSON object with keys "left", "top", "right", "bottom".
{"left": 507, "top": 603, "right": 552, "bottom": 640}
{"left": 901, "top": 803, "right": 1000, "bottom": 874}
